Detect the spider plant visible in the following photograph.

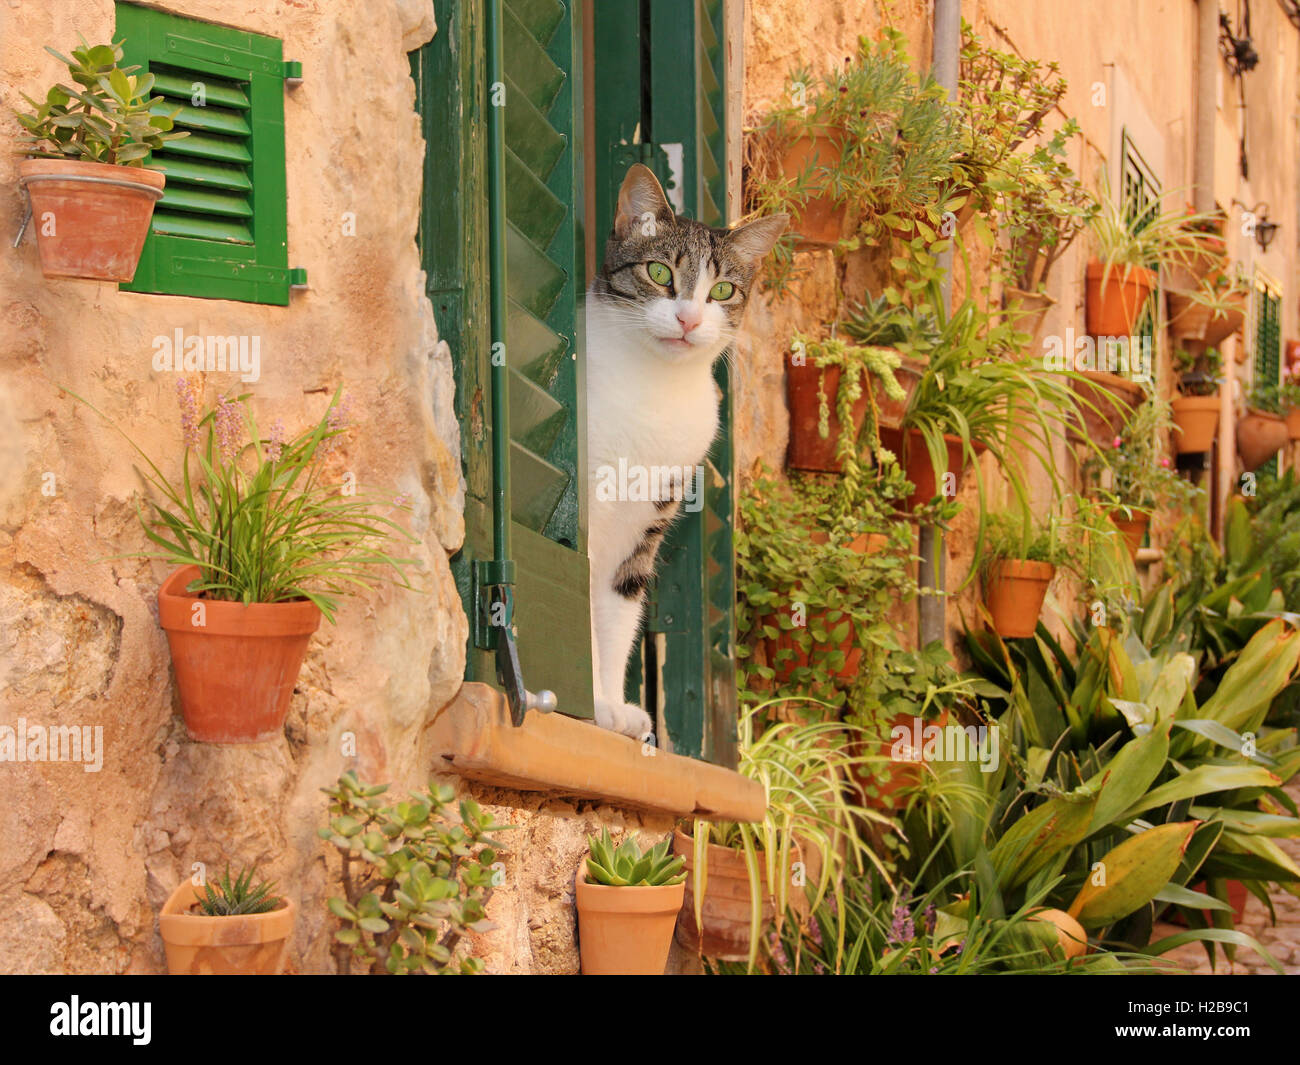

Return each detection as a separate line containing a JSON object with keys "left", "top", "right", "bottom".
{"left": 686, "top": 700, "right": 893, "bottom": 972}
{"left": 1089, "top": 174, "right": 1225, "bottom": 282}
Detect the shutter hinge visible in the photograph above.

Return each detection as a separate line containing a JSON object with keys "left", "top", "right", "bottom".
{"left": 290, "top": 267, "right": 308, "bottom": 289}
{"left": 283, "top": 60, "right": 303, "bottom": 84}
{"left": 472, "top": 559, "right": 555, "bottom": 725}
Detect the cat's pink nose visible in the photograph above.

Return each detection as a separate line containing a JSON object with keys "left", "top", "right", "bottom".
{"left": 676, "top": 309, "right": 702, "bottom": 334}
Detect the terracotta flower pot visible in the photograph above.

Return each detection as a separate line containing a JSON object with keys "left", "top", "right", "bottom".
{"left": 984, "top": 559, "right": 1055, "bottom": 639}
{"left": 1069, "top": 371, "right": 1145, "bottom": 447}
{"left": 781, "top": 133, "right": 844, "bottom": 247}
{"left": 1171, "top": 395, "right": 1221, "bottom": 454}
{"left": 18, "top": 158, "right": 164, "bottom": 282}
{"left": 853, "top": 710, "right": 950, "bottom": 814}
{"left": 1164, "top": 234, "right": 1226, "bottom": 291}
{"left": 785, "top": 355, "right": 921, "bottom": 472}
{"left": 159, "top": 879, "right": 296, "bottom": 975}
{"left": 1003, "top": 286, "right": 1056, "bottom": 339}
{"left": 575, "top": 877, "right": 684, "bottom": 975}
{"left": 1237, "top": 409, "right": 1290, "bottom": 472}
{"left": 1288, "top": 407, "right": 1300, "bottom": 442}
{"left": 672, "top": 830, "right": 817, "bottom": 961}
{"left": 878, "top": 426, "right": 981, "bottom": 511}
{"left": 1201, "top": 294, "right": 1247, "bottom": 347}
{"left": 759, "top": 533, "right": 884, "bottom": 683}
{"left": 1085, "top": 260, "right": 1156, "bottom": 338}
{"left": 157, "top": 565, "right": 322, "bottom": 744}
{"left": 1167, "top": 289, "right": 1246, "bottom": 345}
{"left": 1109, "top": 510, "right": 1149, "bottom": 560}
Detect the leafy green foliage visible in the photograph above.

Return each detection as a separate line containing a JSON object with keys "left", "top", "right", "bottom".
{"left": 196, "top": 866, "right": 280, "bottom": 916}
{"left": 584, "top": 829, "right": 685, "bottom": 887}
{"left": 320, "top": 772, "right": 509, "bottom": 975}
{"left": 1084, "top": 392, "right": 1201, "bottom": 515}
{"left": 64, "top": 383, "right": 420, "bottom": 623}
{"left": 15, "top": 36, "right": 187, "bottom": 165}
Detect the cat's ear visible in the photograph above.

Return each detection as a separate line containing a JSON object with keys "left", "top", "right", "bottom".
{"left": 615, "top": 164, "right": 674, "bottom": 238}
{"left": 726, "top": 213, "right": 789, "bottom": 263}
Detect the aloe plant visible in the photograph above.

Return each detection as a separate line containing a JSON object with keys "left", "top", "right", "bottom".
{"left": 584, "top": 829, "right": 686, "bottom": 887}
{"left": 196, "top": 866, "right": 281, "bottom": 917}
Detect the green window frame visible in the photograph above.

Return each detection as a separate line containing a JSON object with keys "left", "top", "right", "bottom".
{"left": 116, "top": 3, "right": 297, "bottom": 305}
{"left": 412, "top": 0, "right": 737, "bottom": 767}
{"left": 1254, "top": 278, "right": 1283, "bottom": 479}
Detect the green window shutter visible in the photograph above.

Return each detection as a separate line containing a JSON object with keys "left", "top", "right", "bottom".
{"left": 116, "top": 3, "right": 293, "bottom": 305}
{"left": 593, "top": 0, "right": 739, "bottom": 766}
{"left": 1255, "top": 281, "right": 1283, "bottom": 479}
{"left": 413, "top": 0, "right": 593, "bottom": 719}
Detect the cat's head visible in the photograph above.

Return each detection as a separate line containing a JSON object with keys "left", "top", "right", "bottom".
{"left": 593, "top": 164, "right": 787, "bottom": 364}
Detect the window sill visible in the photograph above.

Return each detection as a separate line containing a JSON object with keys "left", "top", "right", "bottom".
{"left": 426, "top": 683, "right": 766, "bottom": 823}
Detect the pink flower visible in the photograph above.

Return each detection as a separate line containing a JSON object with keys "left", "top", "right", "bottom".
{"left": 1160, "top": 457, "right": 1171, "bottom": 468}
{"left": 393, "top": 492, "right": 410, "bottom": 507}
{"left": 321, "top": 393, "right": 353, "bottom": 456}
{"left": 176, "top": 378, "right": 202, "bottom": 449}
{"left": 1112, "top": 436, "right": 1123, "bottom": 449}
{"left": 213, "top": 395, "right": 242, "bottom": 462}
{"left": 264, "top": 419, "right": 286, "bottom": 463}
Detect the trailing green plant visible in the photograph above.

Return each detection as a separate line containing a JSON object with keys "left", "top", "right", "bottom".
{"left": 1174, "top": 346, "right": 1223, "bottom": 396}
{"left": 195, "top": 866, "right": 281, "bottom": 916}
{"left": 64, "top": 382, "right": 419, "bottom": 623}
{"left": 1089, "top": 175, "right": 1226, "bottom": 281}
{"left": 735, "top": 464, "right": 914, "bottom": 708}
{"left": 687, "top": 702, "right": 893, "bottom": 973}
{"left": 1248, "top": 378, "right": 1297, "bottom": 416}
{"left": 320, "top": 771, "right": 508, "bottom": 975}
{"left": 1084, "top": 392, "right": 1200, "bottom": 517}
{"left": 584, "top": 829, "right": 686, "bottom": 887}
{"left": 15, "top": 36, "right": 186, "bottom": 165}
{"left": 746, "top": 29, "right": 962, "bottom": 286}
{"left": 956, "top": 22, "right": 1096, "bottom": 293}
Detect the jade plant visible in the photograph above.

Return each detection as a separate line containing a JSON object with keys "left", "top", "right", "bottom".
{"left": 584, "top": 830, "right": 686, "bottom": 887}
{"left": 195, "top": 866, "right": 281, "bottom": 916}
{"left": 320, "top": 771, "right": 509, "bottom": 975}
{"left": 15, "top": 36, "right": 186, "bottom": 164}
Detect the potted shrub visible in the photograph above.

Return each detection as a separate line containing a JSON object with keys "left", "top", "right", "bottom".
{"left": 736, "top": 466, "right": 913, "bottom": 700}
{"left": 159, "top": 866, "right": 295, "bottom": 975}
{"left": 1167, "top": 268, "right": 1249, "bottom": 345}
{"left": 576, "top": 829, "right": 686, "bottom": 975}
{"left": 68, "top": 383, "right": 419, "bottom": 743}
{"left": 15, "top": 37, "right": 185, "bottom": 282}
{"left": 320, "top": 772, "right": 506, "bottom": 974}
{"left": 1085, "top": 181, "right": 1222, "bottom": 338}
{"left": 676, "top": 705, "right": 887, "bottom": 970}
{"left": 1170, "top": 346, "right": 1222, "bottom": 454}
{"left": 1239, "top": 382, "right": 1292, "bottom": 471}
{"left": 1283, "top": 375, "right": 1300, "bottom": 441}
{"left": 980, "top": 514, "right": 1074, "bottom": 639}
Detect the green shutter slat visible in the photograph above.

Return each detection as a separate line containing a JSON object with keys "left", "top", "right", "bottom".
{"left": 151, "top": 210, "right": 254, "bottom": 243}
{"left": 509, "top": 441, "right": 569, "bottom": 534}
{"left": 151, "top": 99, "right": 251, "bottom": 137}
{"left": 150, "top": 70, "right": 250, "bottom": 109}
{"left": 158, "top": 185, "right": 254, "bottom": 218}
{"left": 506, "top": 224, "right": 566, "bottom": 320}
{"left": 504, "top": 148, "right": 566, "bottom": 249}
{"left": 509, "top": 370, "right": 568, "bottom": 456}
{"left": 504, "top": 0, "right": 565, "bottom": 45}
{"left": 149, "top": 156, "right": 251, "bottom": 192}
{"left": 503, "top": 3, "right": 565, "bottom": 113}
{"left": 506, "top": 297, "right": 567, "bottom": 387}
{"left": 159, "top": 130, "right": 252, "bottom": 164}
{"left": 503, "top": 73, "right": 567, "bottom": 181}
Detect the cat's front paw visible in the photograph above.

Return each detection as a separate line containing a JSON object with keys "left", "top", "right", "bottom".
{"left": 594, "top": 699, "right": 653, "bottom": 740}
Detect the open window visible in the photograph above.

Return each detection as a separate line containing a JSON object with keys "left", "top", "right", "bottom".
{"left": 412, "top": 0, "right": 738, "bottom": 767}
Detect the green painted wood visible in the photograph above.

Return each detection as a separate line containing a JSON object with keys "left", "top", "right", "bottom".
{"left": 415, "top": 0, "right": 593, "bottom": 717}
{"left": 117, "top": 3, "right": 291, "bottom": 305}
{"left": 1256, "top": 283, "right": 1283, "bottom": 480}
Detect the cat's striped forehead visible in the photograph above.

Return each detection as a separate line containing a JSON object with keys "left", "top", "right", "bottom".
{"left": 599, "top": 214, "right": 760, "bottom": 300}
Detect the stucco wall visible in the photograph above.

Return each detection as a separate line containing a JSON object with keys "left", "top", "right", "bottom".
{"left": 0, "top": 0, "right": 671, "bottom": 976}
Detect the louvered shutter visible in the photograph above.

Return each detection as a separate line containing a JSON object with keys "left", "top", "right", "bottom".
{"left": 1255, "top": 282, "right": 1283, "bottom": 479}
{"left": 116, "top": 4, "right": 293, "bottom": 305}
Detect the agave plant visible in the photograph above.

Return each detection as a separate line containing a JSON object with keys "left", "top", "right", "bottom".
{"left": 584, "top": 829, "right": 686, "bottom": 887}
{"left": 196, "top": 866, "right": 281, "bottom": 917}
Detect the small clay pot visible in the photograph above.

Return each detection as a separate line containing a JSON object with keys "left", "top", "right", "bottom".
{"left": 1171, "top": 395, "right": 1221, "bottom": 454}
{"left": 1086, "top": 260, "right": 1156, "bottom": 338}
{"left": 1237, "top": 409, "right": 1290, "bottom": 471}
{"left": 575, "top": 877, "right": 684, "bottom": 975}
{"left": 159, "top": 879, "right": 295, "bottom": 975}
{"left": 1110, "top": 510, "right": 1150, "bottom": 560}
{"left": 984, "top": 559, "right": 1055, "bottom": 639}
{"left": 780, "top": 133, "right": 844, "bottom": 247}
{"left": 19, "top": 158, "right": 164, "bottom": 282}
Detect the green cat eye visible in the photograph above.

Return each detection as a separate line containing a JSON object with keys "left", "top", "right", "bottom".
{"left": 709, "top": 281, "right": 735, "bottom": 301}
{"left": 646, "top": 261, "right": 672, "bottom": 286}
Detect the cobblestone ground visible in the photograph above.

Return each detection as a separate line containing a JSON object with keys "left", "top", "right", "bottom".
{"left": 1152, "top": 783, "right": 1300, "bottom": 975}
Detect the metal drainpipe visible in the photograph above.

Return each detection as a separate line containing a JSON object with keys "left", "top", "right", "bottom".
{"left": 918, "top": 0, "right": 961, "bottom": 649}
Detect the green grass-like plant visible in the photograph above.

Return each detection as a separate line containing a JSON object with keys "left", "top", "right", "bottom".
{"left": 196, "top": 866, "right": 280, "bottom": 916}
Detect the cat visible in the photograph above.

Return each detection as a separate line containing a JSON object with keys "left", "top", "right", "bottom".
{"left": 585, "top": 164, "right": 787, "bottom": 738}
